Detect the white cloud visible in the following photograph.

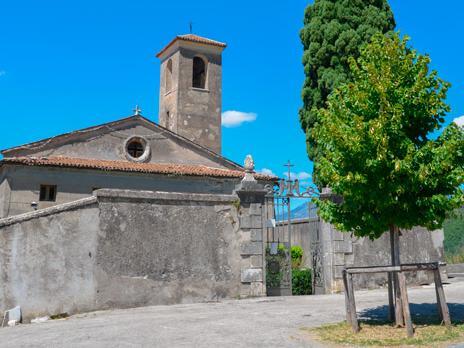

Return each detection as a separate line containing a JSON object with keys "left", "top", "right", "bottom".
{"left": 221, "top": 110, "right": 257, "bottom": 127}
{"left": 258, "top": 168, "right": 276, "bottom": 177}
{"left": 0, "top": 70, "right": 5, "bottom": 77}
{"left": 296, "top": 172, "right": 311, "bottom": 180}
{"left": 284, "top": 171, "right": 312, "bottom": 181}
{"left": 454, "top": 115, "right": 464, "bottom": 127}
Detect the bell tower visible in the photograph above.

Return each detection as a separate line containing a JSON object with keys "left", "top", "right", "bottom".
{"left": 157, "top": 34, "right": 226, "bottom": 154}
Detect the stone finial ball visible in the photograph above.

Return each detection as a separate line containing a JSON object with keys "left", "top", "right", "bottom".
{"left": 244, "top": 154, "right": 255, "bottom": 172}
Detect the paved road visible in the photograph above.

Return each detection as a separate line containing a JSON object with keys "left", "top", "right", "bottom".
{"left": 2, "top": 280, "right": 464, "bottom": 347}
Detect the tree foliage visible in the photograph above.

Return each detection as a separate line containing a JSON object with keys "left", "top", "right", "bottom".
{"left": 444, "top": 208, "right": 464, "bottom": 257}
{"left": 315, "top": 33, "right": 464, "bottom": 239}
{"left": 300, "top": 0, "right": 395, "bottom": 172}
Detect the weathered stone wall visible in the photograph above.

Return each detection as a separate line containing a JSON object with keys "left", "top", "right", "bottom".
{"left": 177, "top": 47, "right": 222, "bottom": 154}
{"left": 285, "top": 218, "right": 444, "bottom": 293}
{"left": 0, "top": 198, "right": 99, "bottom": 320}
{"left": 0, "top": 189, "right": 266, "bottom": 321}
{"left": 236, "top": 198, "right": 266, "bottom": 298}
{"left": 0, "top": 169, "right": 10, "bottom": 218}
{"left": 1, "top": 165, "right": 239, "bottom": 216}
{"left": 94, "top": 190, "right": 242, "bottom": 309}
{"left": 159, "top": 43, "right": 223, "bottom": 154}
{"left": 337, "top": 227, "right": 445, "bottom": 291}
{"left": 2, "top": 121, "right": 231, "bottom": 169}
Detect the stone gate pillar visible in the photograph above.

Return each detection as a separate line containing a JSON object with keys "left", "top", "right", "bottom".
{"left": 235, "top": 155, "right": 267, "bottom": 298}
{"left": 319, "top": 187, "right": 350, "bottom": 293}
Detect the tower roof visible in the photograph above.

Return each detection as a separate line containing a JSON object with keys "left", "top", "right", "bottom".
{"left": 156, "top": 34, "right": 226, "bottom": 58}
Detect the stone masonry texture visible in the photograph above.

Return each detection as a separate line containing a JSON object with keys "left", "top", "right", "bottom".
{"left": 0, "top": 188, "right": 267, "bottom": 321}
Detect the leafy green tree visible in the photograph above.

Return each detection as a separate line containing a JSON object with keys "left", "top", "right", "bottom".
{"left": 300, "top": 0, "right": 396, "bottom": 176}
{"left": 315, "top": 33, "right": 464, "bottom": 240}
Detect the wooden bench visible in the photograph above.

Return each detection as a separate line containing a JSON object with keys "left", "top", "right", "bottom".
{"left": 342, "top": 262, "right": 450, "bottom": 337}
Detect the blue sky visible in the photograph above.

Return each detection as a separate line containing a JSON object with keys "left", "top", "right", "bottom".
{"left": 1, "top": 0, "right": 463, "bottom": 183}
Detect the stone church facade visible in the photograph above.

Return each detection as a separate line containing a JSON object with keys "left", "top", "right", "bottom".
{"left": 0, "top": 34, "right": 446, "bottom": 322}
{"left": 0, "top": 35, "right": 274, "bottom": 321}
{"left": 0, "top": 34, "right": 258, "bottom": 218}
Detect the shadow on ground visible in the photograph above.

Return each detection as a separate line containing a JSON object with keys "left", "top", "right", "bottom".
{"left": 359, "top": 303, "right": 464, "bottom": 325}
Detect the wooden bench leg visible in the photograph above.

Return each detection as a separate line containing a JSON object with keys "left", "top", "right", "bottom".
{"left": 388, "top": 272, "right": 395, "bottom": 322}
{"left": 435, "top": 283, "right": 443, "bottom": 321}
{"left": 347, "top": 272, "right": 359, "bottom": 333}
{"left": 434, "top": 269, "right": 451, "bottom": 328}
{"left": 398, "top": 272, "right": 414, "bottom": 337}
{"left": 394, "top": 272, "right": 405, "bottom": 327}
{"left": 343, "top": 270, "right": 352, "bottom": 325}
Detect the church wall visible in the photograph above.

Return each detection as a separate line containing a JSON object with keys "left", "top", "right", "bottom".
{"left": 0, "top": 199, "right": 100, "bottom": 321}
{"left": 176, "top": 47, "right": 222, "bottom": 154}
{"left": 0, "top": 189, "right": 267, "bottom": 320}
{"left": 4, "top": 165, "right": 239, "bottom": 216}
{"left": 94, "top": 190, "right": 243, "bottom": 310}
{"left": 159, "top": 49, "right": 180, "bottom": 132}
{"left": 7, "top": 123, "right": 228, "bottom": 168}
{"left": 0, "top": 168, "right": 11, "bottom": 218}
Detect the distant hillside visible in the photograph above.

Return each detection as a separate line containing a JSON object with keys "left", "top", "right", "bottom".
{"left": 276, "top": 201, "right": 317, "bottom": 221}
{"left": 444, "top": 208, "right": 464, "bottom": 263}
{"left": 291, "top": 202, "right": 310, "bottom": 219}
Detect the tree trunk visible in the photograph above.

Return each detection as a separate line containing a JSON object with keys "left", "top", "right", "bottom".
{"left": 389, "top": 225, "right": 404, "bottom": 327}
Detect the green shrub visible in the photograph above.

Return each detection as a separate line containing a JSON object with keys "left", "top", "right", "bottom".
{"left": 291, "top": 245, "right": 304, "bottom": 269}
{"left": 292, "top": 268, "right": 312, "bottom": 295}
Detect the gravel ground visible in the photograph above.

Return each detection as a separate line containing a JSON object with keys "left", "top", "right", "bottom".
{"left": 1, "top": 279, "right": 463, "bottom": 348}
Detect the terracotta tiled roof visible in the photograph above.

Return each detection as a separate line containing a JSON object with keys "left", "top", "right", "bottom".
{"left": 177, "top": 34, "right": 226, "bottom": 47}
{"left": 156, "top": 34, "right": 226, "bottom": 58}
{"left": 1, "top": 115, "right": 243, "bottom": 171}
{"left": 1, "top": 156, "right": 276, "bottom": 181}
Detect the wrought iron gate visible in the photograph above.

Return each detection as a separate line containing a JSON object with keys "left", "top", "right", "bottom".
{"left": 308, "top": 203, "right": 324, "bottom": 294}
{"left": 264, "top": 165, "right": 319, "bottom": 296}
{"left": 264, "top": 194, "right": 292, "bottom": 296}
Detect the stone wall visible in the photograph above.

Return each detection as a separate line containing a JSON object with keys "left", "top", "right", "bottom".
{"left": 236, "top": 187, "right": 267, "bottom": 298}
{"left": 285, "top": 217, "right": 445, "bottom": 293}
{"left": 329, "top": 224, "right": 445, "bottom": 292}
{"left": 158, "top": 43, "right": 223, "bottom": 154}
{"left": 0, "top": 169, "right": 10, "bottom": 218}
{"left": 0, "top": 198, "right": 100, "bottom": 320}
{"left": 0, "top": 188, "right": 266, "bottom": 321}
{"left": 2, "top": 121, "right": 232, "bottom": 169}
{"left": 94, "top": 190, "right": 242, "bottom": 309}
{"left": 1, "top": 165, "right": 239, "bottom": 217}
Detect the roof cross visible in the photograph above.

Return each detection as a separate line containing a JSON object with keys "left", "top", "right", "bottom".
{"left": 133, "top": 105, "right": 142, "bottom": 116}
{"left": 284, "top": 160, "right": 294, "bottom": 181}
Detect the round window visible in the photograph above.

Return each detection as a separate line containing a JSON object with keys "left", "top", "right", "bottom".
{"left": 124, "top": 136, "right": 150, "bottom": 162}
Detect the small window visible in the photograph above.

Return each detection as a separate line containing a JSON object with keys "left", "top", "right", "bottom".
{"left": 124, "top": 136, "right": 150, "bottom": 162}
{"left": 40, "top": 185, "right": 57, "bottom": 202}
{"left": 165, "top": 59, "right": 173, "bottom": 92}
{"left": 192, "top": 56, "right": 206, "bottom": 89}
{"left": 127, "top": 140, "right": 145, "bottom": 158}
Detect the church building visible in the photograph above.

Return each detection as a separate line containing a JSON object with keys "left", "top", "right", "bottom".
{"left": 0, "top": 35, "right": 274, "bottom": 321}
{"left": 0, "top": 34, "right": 272, "bottom": 218}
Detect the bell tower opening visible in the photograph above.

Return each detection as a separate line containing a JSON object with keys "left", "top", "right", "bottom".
{"left": 165, "top": 59, "right": 173, "bottom": 92}
{"left": 156, "top": 34, "right": 226, "bottom": 154}
{"left": 192, "top": 56, "right": 206, "bottom": 89}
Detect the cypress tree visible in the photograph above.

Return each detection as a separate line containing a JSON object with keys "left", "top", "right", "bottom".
{"left": 300, "top": 0, "right": 396, "bottom": 181}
